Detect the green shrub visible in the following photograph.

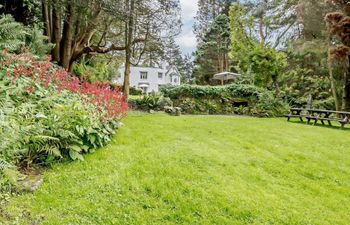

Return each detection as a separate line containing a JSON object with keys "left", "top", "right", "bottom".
{"left": 0, "top": 15, "right": 52, "bottom": 56}
{"left": 161, "top": 84, "right": 288, "bottom": 116}
{"left": 129, "top": 86, "right": 143, "bottom": 95}
{"left": 253, "top": 92, "right": 289, "bottom": 117}
{"left": 0, "top": 52, "right": 127, "bottom": 191}
{"left": 135, "top": 92, "right": 173, "bottom": 111}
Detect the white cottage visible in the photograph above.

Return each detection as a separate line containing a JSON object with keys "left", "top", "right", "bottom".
{"left": 117, "top": 64, "right": 181, "bottom": 93}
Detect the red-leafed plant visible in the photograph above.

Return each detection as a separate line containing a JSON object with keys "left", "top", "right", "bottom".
{"left": 1, "top": 49, "right": 128, "bottom": 121}
{"left": 0, "top": 50, "right": 129, "bottom": 186}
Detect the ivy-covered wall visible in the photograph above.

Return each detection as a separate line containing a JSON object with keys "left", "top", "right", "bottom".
{"left": 161, "top": 84, "right": 289, "bottom": 117}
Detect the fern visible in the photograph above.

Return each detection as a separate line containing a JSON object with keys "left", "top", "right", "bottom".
{"left": 26, "top": 24, "right": 53, "bottom": 57}
{"left": 0, "top": 15, "right": 27, "bottom": 52}
{"left": 0, "top": 14, "right": 52, "bottom": 55}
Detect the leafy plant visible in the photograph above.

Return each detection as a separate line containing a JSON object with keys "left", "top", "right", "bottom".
{"left": 161, "top": 84, "right": 288, "bottom": 116}
{"left": 0, "top": 50, "right": 128, "bottom": 191}
{"left": 135, "top": 92, "right": 173, "bottom": 111}
{"left": 0, "top": 14, "right": 52, "bottom": 56}
{"left": 129, "top": 86, "right": 143, "bottom": 96}
{"left": 0, "top": 15, "right": 27, "bottom": 51}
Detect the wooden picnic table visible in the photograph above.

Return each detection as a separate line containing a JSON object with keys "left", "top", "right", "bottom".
{"left": 286, "top": 108, "right": 350, "bottom": 129}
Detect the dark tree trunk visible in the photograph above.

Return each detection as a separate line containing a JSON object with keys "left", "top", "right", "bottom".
{"left": 123, "top": 0, "right": 135, "bottom": 97}
{"left": 60, "top": 4, "right": 75, "bottom": 70}
{"left": 342, "top": 56, "right": 350, "bottom": 111}
{"left": 51, "top": 3, "right": 61, "bottom": 62}
{"left": 40, "top": 0, "right": 146, "bottom": 73}
{"left": 42, "top": 0, "right": 51, "bottom": 41}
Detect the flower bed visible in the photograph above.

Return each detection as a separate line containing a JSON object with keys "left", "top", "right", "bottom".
{"left": 0, "top": 50, "right": 128, "bottom": 192}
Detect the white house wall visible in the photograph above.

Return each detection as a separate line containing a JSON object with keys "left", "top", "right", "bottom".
{"left": 117, "top": 65, "right": 181, "bottom": 93}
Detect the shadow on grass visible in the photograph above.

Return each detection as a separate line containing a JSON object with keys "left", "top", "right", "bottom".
{"left": 286, "top": 120, "right": 350, "bottom": 132}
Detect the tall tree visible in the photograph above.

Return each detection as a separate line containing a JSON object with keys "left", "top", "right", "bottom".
{"left": 193, "top": 14, "right": 230, "bottom": 84}
{"left": 325, "top": 0, "right": 350, "bottom": 111}
{"left": 229, "top": 2, "right": 287, "bottom": 89}
{"left": 163, "top": 36, "right": 189, "bottom": 82}
{"left": 122, "top": 0, "right": 136, "bottom": 96}
{"left": 292, "top": 0, "right": 342, "bottom": 110}
{"left": 194, "top": 0, "right": 234, "bottom": 41}
{"left": 239, "top": 0, "right": 298, "bottom": 48}
{"left": 40, "top": 0, "right": 180, "bottom": 96}
{"left": 40, "top": 0, "right": 179, "bottom": 69}
{"left": 113, "top": 0, "right": 181, "bottom": 96}
{"left": 297, "top": 0, "right": 327, "bottom": 40}
{"left": 41, "top": 0, "right": 114, "bottom": 70}
{"left": 182, "top": 54, "right": 194, "bottom": 83}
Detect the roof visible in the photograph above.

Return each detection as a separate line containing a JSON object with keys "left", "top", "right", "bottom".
{"left": 213, "top": 72, "right": 241, "bottom": 80}
{"left": 120, "top": 64, "right": 181, "bottom": 77}
{"left": 165, "top": 65, "right": 181, "bottom": 77}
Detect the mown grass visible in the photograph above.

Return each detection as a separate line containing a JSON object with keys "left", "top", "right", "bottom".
{"left": 128, "top": 95, "right": 142, "bottom": 100}
{"left": 2, "top": 113, "right": 350, "bottom": 224}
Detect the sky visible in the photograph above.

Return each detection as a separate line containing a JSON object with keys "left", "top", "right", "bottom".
{"left": 176, "top": 0, "right": 198, "bottom": 56}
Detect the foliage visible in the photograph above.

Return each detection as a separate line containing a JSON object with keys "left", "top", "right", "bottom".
{"left": 325, "top": 1, "right": 350, "bottom": 111}
{"left": 0, "top": 51, "right": 127, "bottom": 191}
{"left": 0, "top": 0, "right": 41, "bottom": 25}
{"left": 73, "top": 62, "right": 110, "bottom": 83}
{"left": 240, "top": 0, "right": 298, "bottom": 47}
{"left": 72, "top": 54, "right": 122, "bottom": 82}
{"left": 248, "top": 45, "right": 287, "bottom": 88}
{"left": 193, "top": 14, "right": 231, "bottom": 84}
{"left": 229, "top": 5, "right": 287, "bottom": 89}
{"left": 161, "top": 84, "right": 288, "bottom": 116}
{"left": 280, "top": 39, "right": 340, "bottom": 109}
{"left": 0, "top": 15, "right": 26, "bottom": 52}
{"left": 134, "top": 92, "right": 173, "bottom": 111}
{"left": 229, "top": 2, "right": 255, "bottom": 70}
{"left": 161, "top": 84, "right": 263, "bottom": 101}
{"left": 0, "top": 14, "right": 52, "bottom": 56}
{"left": 193, "top": 0, "right": 233, "bottom": 41}
{"left": 129, "top": 86, "right": 143, "bottom": 96}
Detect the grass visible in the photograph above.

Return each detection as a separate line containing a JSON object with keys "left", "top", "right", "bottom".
{"left": 128, "top": 95, "right": 142, "bottom": 100}
{"left": 2, "top": 113, "right": 350, "bottom": 224}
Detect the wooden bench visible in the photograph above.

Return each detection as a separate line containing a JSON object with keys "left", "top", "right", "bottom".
{"left": 286, "top": 108, "right": 350, "bottom": 129}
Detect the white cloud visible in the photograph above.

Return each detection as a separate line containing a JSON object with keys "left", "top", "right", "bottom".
{"left": 176, "top": 33, "right": 197, "bottom": 49}
{"left": 180, "top": 0, "right": 198, "bottom": 23}
{"left": 177, "top": 0, "right": 198, "bottom": 55}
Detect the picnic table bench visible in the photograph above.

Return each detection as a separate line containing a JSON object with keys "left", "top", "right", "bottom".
{"left": 286, "top": 108, "right": 350, "bottom": 129}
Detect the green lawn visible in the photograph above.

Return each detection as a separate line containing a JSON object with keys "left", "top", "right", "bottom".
{"left": 2, "top": 113, "right": 350, "bottom": 224}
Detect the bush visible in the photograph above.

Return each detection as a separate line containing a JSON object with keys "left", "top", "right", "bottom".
{"left": 134, "top": 92, "right": 173, "bottom": 111}
{"left": 0, "top": 51, "right": 128, "bottom": 191}
{"left": 253, "top": 92, "right": 289, "bottom": 117}
{"left": 129, "top": 86, "right": 143, "bottom": 95}
{"left": 161, "top": 84, "right": 288, "bottom": 116}
{"left": 0, "top": 15, "right": 52, "bottom": 56}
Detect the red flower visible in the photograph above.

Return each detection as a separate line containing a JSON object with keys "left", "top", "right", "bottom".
{"left": 0, "top": 52, "right": 128, "bottom": 122}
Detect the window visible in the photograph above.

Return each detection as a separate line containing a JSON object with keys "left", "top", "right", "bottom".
{"left": 140, "top": 72, "right": 148, "bottom": 80}
{"left": 158, "top": 72, "right": 163, "bottom": 79}
{"left": 174, "top": 78, "right": 178, "bottom": 83}
{"left": 140, "top": 87, "right": 148, "bottom": 94}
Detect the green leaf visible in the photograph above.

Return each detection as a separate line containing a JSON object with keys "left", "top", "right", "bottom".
{"left": 69, "top": 150, "right": 84, "bottom": 161}
{"left": 82, "top": 145, "right": 90, "bottom": 152}
{"left": 90, "top": 135, "right": 96, "bottom": 144}
{"left": 69, "top": 145, "right": 82, "bottom": 153}
{"left": 35, "top": 113, "right": 47, "bottom": 119}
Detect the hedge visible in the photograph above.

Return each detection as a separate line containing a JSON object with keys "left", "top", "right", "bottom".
{"left": 160, "top": 84, "right": 289, "bottom": 116}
